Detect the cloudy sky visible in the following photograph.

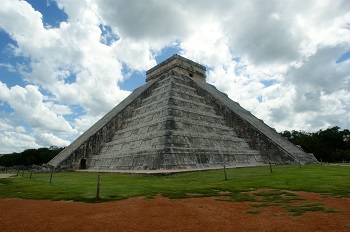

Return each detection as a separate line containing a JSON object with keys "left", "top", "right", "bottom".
{"left": 0, "top": 0, "right": 350, "bottom": 154}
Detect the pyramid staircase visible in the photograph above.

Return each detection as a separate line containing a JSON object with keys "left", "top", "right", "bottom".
{"left": 88, "top": 72, "right": 263, "bottom": 170}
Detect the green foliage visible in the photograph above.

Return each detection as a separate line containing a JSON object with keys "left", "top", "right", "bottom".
{"left": 0, "top": 146, "right": 64, "bottom": 167}
{"left": 252, "top": 190, "right": 302, "bottom": 203}
{"left": 250, "top": 202, "right": 282, "bottom": 207}
{"left": 245, "top": 189, "right": 340, "bottom": 216}
{"left": 246, "top": 210, "right": 261, "bottom": 214}
{"left": 281, "top": 126, "right": 350, "bottom": 162}
{"left": 283, "top": 203, "right": 340, "bottom": 216}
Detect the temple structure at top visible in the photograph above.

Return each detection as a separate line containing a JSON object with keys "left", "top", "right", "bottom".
{"left": 146, "top": 54, "right": 206, "bottom": 82}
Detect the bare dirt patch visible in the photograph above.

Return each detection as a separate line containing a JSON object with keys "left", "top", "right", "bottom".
{"left": 0, "top": 192, "right": 349, "bottom": 232}
{"left": 0, "top": 174, "right": 16, "bottom": 179}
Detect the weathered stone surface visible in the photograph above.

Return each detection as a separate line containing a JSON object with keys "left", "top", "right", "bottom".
{"left": 88, "top": 73, "right": 262, "bottom": 170}
{"left": 146, "top": 54, "right": 206, "bottom": 82}
{"left": 48, "top": 55, "right": 318, "bottom": 171}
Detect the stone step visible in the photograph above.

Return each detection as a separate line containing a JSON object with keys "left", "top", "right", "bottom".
{"left": 123, "top": 104, "right": 222, "bottom": 127}
{"left": 142, "top": 76, "right": 205, "bottom": 107}
{"left": 111, "top": 116, "right": 241, "bottom": 142}
{"left": 93, "top": 148, "right": 261, "bottom": 160}
{"left": 88, "top": 151, "right": 264, "bottom": 170}
{"left": 104, "top": 128, "right": 248, "bottom": 150}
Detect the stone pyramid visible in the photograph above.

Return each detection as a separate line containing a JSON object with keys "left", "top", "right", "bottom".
{"left": 48, "top": 55, "right": 318, "bottom": 171}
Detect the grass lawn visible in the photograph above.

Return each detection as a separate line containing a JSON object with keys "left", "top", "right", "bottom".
{"left": 0, "top": 164, "right": 349, "bottom": 203}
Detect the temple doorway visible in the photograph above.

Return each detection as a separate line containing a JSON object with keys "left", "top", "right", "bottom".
{"left": 80, "top": 159, "right": 87, "bottom": 170}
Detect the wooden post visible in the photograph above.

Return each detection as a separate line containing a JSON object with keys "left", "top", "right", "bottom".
{"left": 96, "top": 175, "right": 101, "bottom": 201}
{"left": 49, "top": 170, "right": 53, "bottom": 183}
{"left": 223, "top": 165, "right": 228, "bottom": 181}
{"left": 269, "top": 162, "right": 272, "bottom": 173}
{"left": 16, "top": 167, "right": 20, "bottom": 176}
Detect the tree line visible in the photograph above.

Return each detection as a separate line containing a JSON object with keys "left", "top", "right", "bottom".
{"left": 0, "top": 146, "right": 64, "bottom": 167}
{"left": 281, "top": 126, "right": 350, "bottom": 163}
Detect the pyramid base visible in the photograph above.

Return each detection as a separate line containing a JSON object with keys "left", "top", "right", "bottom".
{"left": 76, "top": 163, "right": 269, "bottom": 175}
{"left": 86, "top": 150, "right": 265, "bottom": 171}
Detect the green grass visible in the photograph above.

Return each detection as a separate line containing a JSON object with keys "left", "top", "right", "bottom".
{"left": 246, "top": 210, "right": 261, "bottom": 214}
{"left": 283, "top": 203, "right": 340, "bottom": 216}
{"left": 252, "top": 189, "right": 304, "bottom": 203}
{"left": 0, "top": 164, "right": 349, "bottom": 204}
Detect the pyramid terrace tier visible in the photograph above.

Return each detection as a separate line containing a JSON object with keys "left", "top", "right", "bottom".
{"left": 141, "top": 76, "right": 206, "bottom": 106}
{"left": 114, "top": 115, "right": 239, "bottom": 140}
{"left": 88, "top": 149, "right": 263, "bottom": 170}
{"left": 123, "top": 105, "right": 222, "bottom": 128}
{"left": 101, "top": 130, "right": 255, "bottom": 154}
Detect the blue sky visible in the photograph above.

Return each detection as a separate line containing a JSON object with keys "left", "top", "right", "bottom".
{"left": 0, "top": 0, "right": 350, "bottom": 154}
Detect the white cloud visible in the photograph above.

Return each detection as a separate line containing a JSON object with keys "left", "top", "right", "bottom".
{"left": 0, "top": 0, "right": 133, "bottom": 119}
{"left": 0, "top": 63, "right": 16, "bottom": 72}
{"left": 34, "top": 132, "right": 70, "bottom": 147}
{"left": 0, "top": 0, "right": 350, "bottom": 154}
{"left": 0, "top": 131, "right": 40, "bottom": 154}
{"left": 0, "top": 82, "right": 76, "bottom": 134}
{"left": 180, "top": 21, "right": 231, "bottom": 68}
{"left": 73, "top": 114, "right": 103, "bottom": 135}
{"left": 112, "top": 38, "right": 156, "bottom": 70}
{"left": 93, "top": 0, "right": 189, "bottom": 44}
{"left": 15, "top": 126, "right": 26, "bottom": 133}
{"left": 286, "top": 46, "right": 350, "bottom": 94}
{"left": 0, "top": 1, "right": 44, "bottom": 46}
{"left": 44, "top": 101, "right": 72, "bottom": 115}
{"left": 0, "top": 117, "right": 13, "bottom": 131}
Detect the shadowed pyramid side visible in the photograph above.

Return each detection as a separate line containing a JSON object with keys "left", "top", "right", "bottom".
{"left": 190, "top": 77, "right": 318, "bottom": 165}
{"left": 47, "top": 79, "right": 158, "bottom": 169}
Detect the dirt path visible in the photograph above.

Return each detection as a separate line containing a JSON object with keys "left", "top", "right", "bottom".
{"left": 1, "top": 192, "right": 349, "bottom": 232}
{"left": 0, "top": 174, "right": 17, "bottom": 178}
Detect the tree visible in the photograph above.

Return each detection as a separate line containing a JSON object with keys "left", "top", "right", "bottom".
{"left": 0, "top": 147, "right": 64, "bottom": 167}
{"left": 281, "top": 127, "right": 350, "bottom": 162}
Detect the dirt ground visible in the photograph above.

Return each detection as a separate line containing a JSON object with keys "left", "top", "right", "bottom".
{"left": 0, "top": 192, "right": 349, "bottom": 232}
{"left": 0, "top": 174, "right": 17, "bottom": 178}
